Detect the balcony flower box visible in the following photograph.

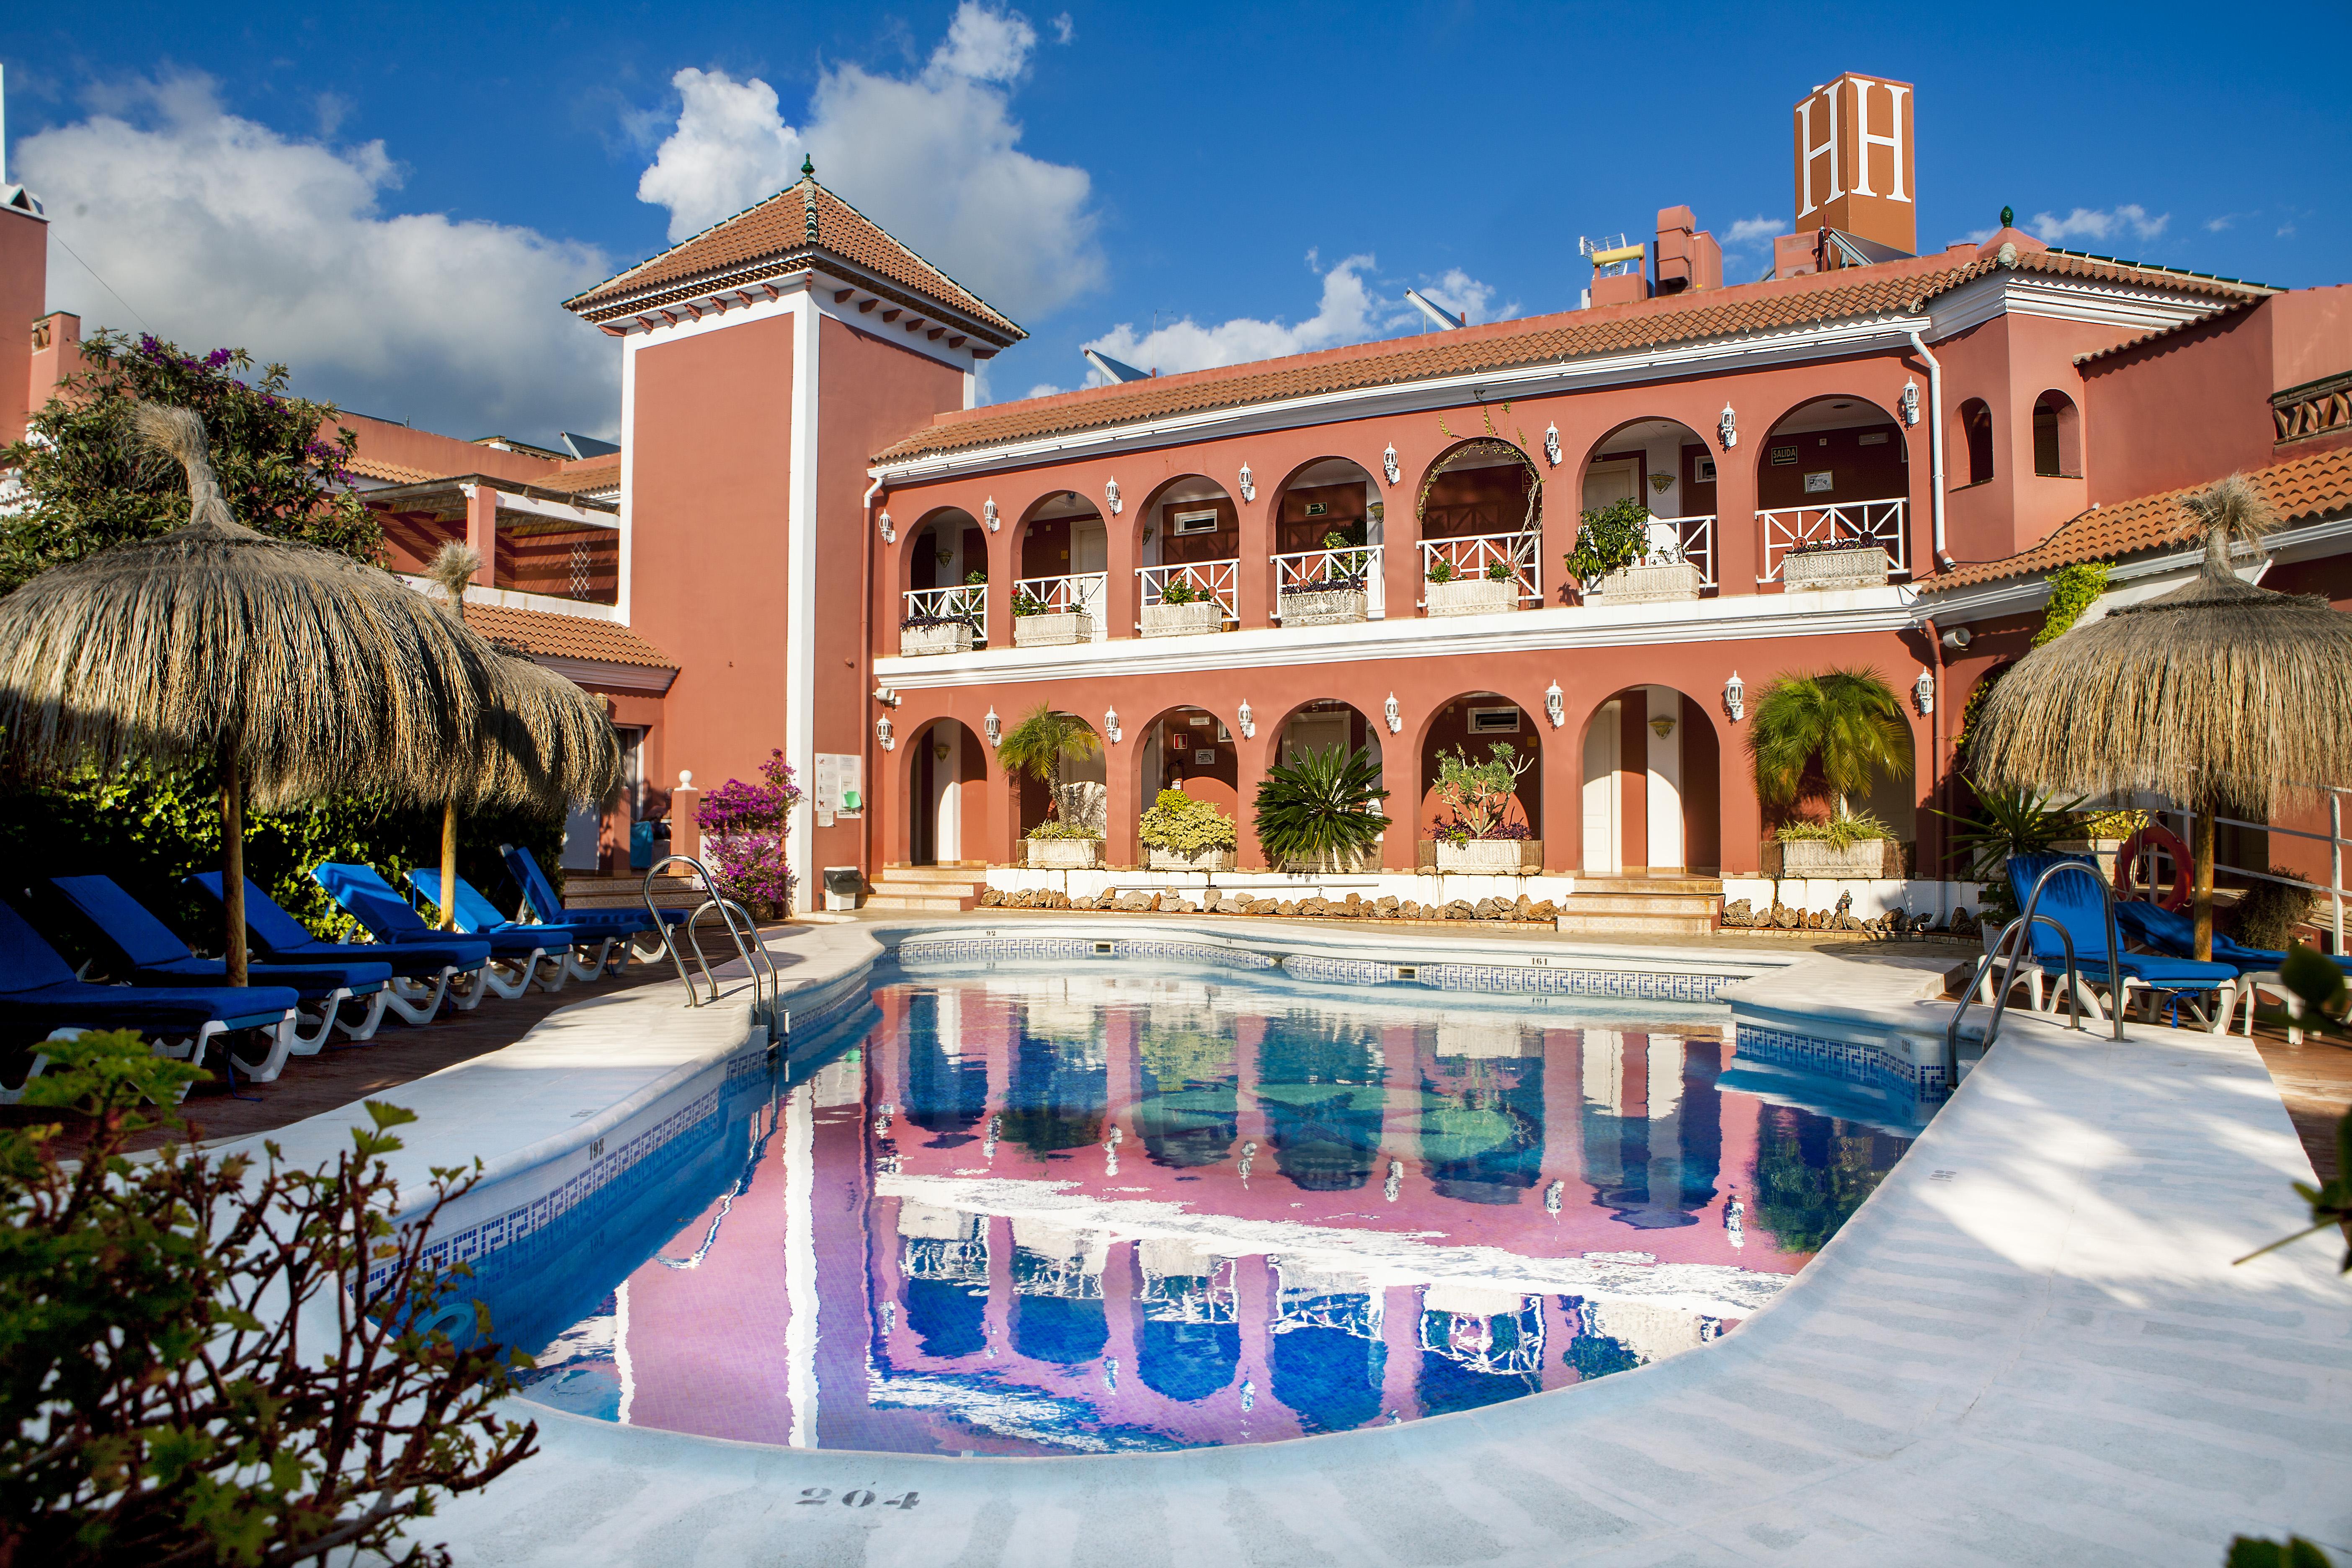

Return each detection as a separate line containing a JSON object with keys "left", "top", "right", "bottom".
{"left": 1142, "top": 601, "right": 1225, "bottom": 638}
{"left": 1435, "top": 839, "right": 1543, "bottom": 874}
{"left": 1147, "top": 847, "right": 1235, "bottom": 873}
{"left": 1782, "top": 544, "right": 1890, "bottom": 591}
{"left": 1014, "top": 611, "right": 1091, "bottom": 647}
{"left": 1026, "top": 837, "right": 1104, "bottom": 869}
{"left": 899, "top": 621, "right": 974, "bottom": 657}
{"left": 1279, "top": 586, "right": 1367, "bottom": 627}
{"left": 1778, "top": 838, "right": 1887, "bottom": 878}
{"left": 1426, "top": 578, "right": 1517, "bottom": 617}
{"left": 1586, "top": 560, "right": 1702, "bottom": 606}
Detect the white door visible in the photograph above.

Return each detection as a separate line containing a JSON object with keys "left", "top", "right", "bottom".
{"left": 1645, "top": 686, "right": 1684, "bottom": 871}
{"left": 929, "top": 724, "right": 961, "bottom": 863}
{"left": 1583, "top": 459, "right": 1640, "bottom": 512}
{"left": 1581, "top": 700, "right": 1621, "bottom": 876}
{"left": 1072, "top": 522, "right": 1108, "bottom": 640}
{"left": 1284, "top": 712, "right": 1350, "bottom": 764}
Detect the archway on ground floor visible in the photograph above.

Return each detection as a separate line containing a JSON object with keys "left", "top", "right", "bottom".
{"left": 1136, "top": 704, "right": 1241, "bottom": 826}
{"left": 1574, "top": 686, "right": 1722, "bottom": 877}
{"left": 1745, "top": 665, "right": 1918, "bottom": 872}
{"left": 1011, "top": 712, "right": 1109, "bottom": 838}
{"left": 1269, "top": 457, "right": 1387, "bottom": 622}
{"left": 1573, "top": 418, "right": 1719, "bottom": 596}
{"left": 1264, "top": 699, "right": 1386, "bottom": 869}
{"left": 1417, "top": 693, "right": 1543, "bottom": 851}
{"left": 1755, "top": 395, "right": 1911, "bottom": 583}
{"left": 1014, "top": 491, "right": 1109, "bottom": 631}
{"left": 907, "top": 718, "right": 991, "bottom": 867}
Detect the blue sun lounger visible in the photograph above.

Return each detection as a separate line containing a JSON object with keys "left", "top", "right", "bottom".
{"left": 49, "top": 875, "right": 392, "bottom": 1050}
{"left": 2111, "top": 897, "right": 2352, "bottom": 1035}
{"left": 0, "top": 899, "right": 299, "bottom": 1101}
{"left": 2006, "top": 853, "right": 2241, "bottom": 1030}
{"left": 187, "top": 873, "right": 494, "bottom": 1023}
{"left": 406, "top": 869, "right": 614, "bottom": 983}
{"left": 316, "top": 862, "right": 585, "bottom": 1000}
{"left": 503, "top": 843, "right": 686, "bottom": 944}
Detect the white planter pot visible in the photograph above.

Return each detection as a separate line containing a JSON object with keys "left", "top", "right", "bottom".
{"left": 1014, "top": 611, "right": 1091, "bottom": 647}
{"left": 1778, "top": 838, "right": 1887, "bottom": 877}
{"left": 1279, "top": 587, "right": 1367, "bottom": 627}
{"left": 1146, "top": 847, "right": 1235, "bottom": 872}
{"left": 898, "top": 621, "right": 975, "bottom": 657}
{"left": 1141, "top": 601, "right": 1225, "bottom": 638}
{"left": 1782, "top": 546, "right": 1891, "bottom": 591}
{"left": 1426, "top": 578, "right": 1518, "bottom": 617}
{"left": 1587, "top": 560, "right": 1702, "bottom": 605}
{"left": 1277, "top": 851, "right": 1371, "bottom": 875}
{"left": 1435, "top": 839, "right": 1540, "bottom": 874}
{"left": 1026, "top": 838, "right": 1104, "bottom": 869}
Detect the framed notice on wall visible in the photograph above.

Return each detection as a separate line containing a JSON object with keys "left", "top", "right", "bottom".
{"left": 813, "top": 753, "right": 864, "bottom": 821}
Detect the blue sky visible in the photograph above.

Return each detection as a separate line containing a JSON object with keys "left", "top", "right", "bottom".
{"left": 7, "top": 1, "right": 2347, "bottom": 443}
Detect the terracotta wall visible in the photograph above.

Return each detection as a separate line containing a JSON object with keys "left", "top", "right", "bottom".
{"left": 333, "top": 410, "right": 566, "bottom": 484}
{"left": 0, "top": 209, "right": 44, "bottom": 447}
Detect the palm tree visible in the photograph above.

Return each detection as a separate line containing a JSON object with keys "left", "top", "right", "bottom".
{"left": 997, "top": 704, "right": 1103, "bottom": 825}
{"left": 1748, "top": 668, "right": 1911, "bottom": 821}
{"left": 1253, "top": 745, "right": 1390, "bottom": 869}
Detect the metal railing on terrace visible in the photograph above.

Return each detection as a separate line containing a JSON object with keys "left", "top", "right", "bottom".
{"left": 1419, "top": 531, "right": 1540, "bottom": 606}
{"left": 1014, "top": 571, "right": 1108, "bottom": 639}
{"left": 1272, "top": 544, "right": 1384, "bottom": 619}
{"left": 902, "top": 584, "right": 987, "bottom": 645}
{"left": 1652, "top": 514, "right": 1717, "bottom": 588}
{"left": 1137, "top": 559, "right": 1238, "bottom": 623}
{"left": 1757, "top": 498, "right": 1908, "bottom": 582}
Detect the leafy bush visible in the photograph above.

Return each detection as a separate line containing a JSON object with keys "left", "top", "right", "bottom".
{"left": 1775, "top": 811, "right": 1894, "bottom": 848}
{"left": 2033, "top": 562, "right": 2110, "bottom": 647}
{"left": 2234, "top": 868, "right": 2319, "bottom": 950}
{"left": 0, "top": 1032, "right": 537, "bottom": 1566}
{"left": 1158, "top": 577, "right": 1202, "bottom": 607}
{"left": 1430, "top": 743, "right": 1532, "bottom": 841}
{"left": 1929, "top": 783, "right": 2087, "bottom": 923}
{"left": 1137, "top": 789, "right": 1237, "bottom": 855}
{"left": 1563, "top": 496, "right": 1653, "bottom": 585}
{"left": 1484, "top": 558, "right": 1513, "bottom": 582}
{"left": 2075, "top": 806, "right": 2149, "bottom": 839}
{"left": 699, "top": 749, "right": 803, "bottom": 917}
{"left": 1253, "top": 746, "right": 1390, "bottom": 867}
{"left": 1748, "top": 668, "right": 1911, "bottom": 822}
{"left": 998, "top": 706, "right": 1102, "bottom": 826}
{"left": 964, "top": 568, "right": 987, "bottom": 586}
{"left": 1010, "top": 589, "right": 1047, "bottom": 617}
{"left": 1024, "top": 820, "right": 1101, "bottom": 841}
{"left": 1425, "top": 557, "right": 1455, "bottom": 585}
{"left": 898, "top": 611, "right": 975, "bottom": 632}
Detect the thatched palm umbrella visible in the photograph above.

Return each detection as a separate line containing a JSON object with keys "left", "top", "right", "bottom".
{"left": 1971, "top": 475, "right": 2352, "bottom": 958}
{"left": 0, "top": 405, "right": 505, "bottom": 983}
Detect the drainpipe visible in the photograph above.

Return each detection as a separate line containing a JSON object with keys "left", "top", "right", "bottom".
{"left": 862, "top": 475, "right": 884, "bottom": 885}
{"left": 1908, "top": 329, "right": 1955, "bottom": 573}
{"left": 1921, "top": 613, "right": 1950, "bottom": 928}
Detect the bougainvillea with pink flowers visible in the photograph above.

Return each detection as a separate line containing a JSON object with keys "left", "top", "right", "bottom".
{"left": 698, "top": 749, "right": 804, "bottom": 917}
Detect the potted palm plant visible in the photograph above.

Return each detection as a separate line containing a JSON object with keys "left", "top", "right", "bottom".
{"left": 1139, "top": 789, "right": 1238, "bottom": 872}
{"left": 1001, "top": 704, "right": 1106, "bottom": 868}
{"left": 1750, "top": 668, "right": 1912, "bottom": 877}
{"left": 1430, "top": 742, "right": 1541, "bottom": 872}
{"left": 1253, "top": 745, "right": 1390, "bottom": 873}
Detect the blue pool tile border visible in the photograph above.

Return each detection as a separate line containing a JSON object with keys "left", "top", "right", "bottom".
{"left": 1731, "top": 1021, "right": 1948, "bottom": 1104}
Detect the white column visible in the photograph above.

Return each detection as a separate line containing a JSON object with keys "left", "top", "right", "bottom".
{"left": 782, "top": 1076, "right": 817, "bottom": 1447}
{"left": 1646, "top": 686, "right": 1684, "bottom": 872}
{"left": 1581, "top": 700, "right": 1622, "bottom": 877}
{"left": 785, "top": 293, "right": 821, "bottom": 909}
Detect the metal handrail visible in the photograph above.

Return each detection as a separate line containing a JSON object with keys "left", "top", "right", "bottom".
{"left": 1946, "top": 860, "right": 2126, "bottom": 1077}
{"left": 643, "top": 855, "right": 777, "bottom": 1021}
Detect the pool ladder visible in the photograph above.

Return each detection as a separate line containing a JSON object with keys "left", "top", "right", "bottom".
{"left": 1945, "top": 859, "right": 2125, "bottom": 1081}
{"left": 642, "top": 854, "right": 783, "bottom": 1032}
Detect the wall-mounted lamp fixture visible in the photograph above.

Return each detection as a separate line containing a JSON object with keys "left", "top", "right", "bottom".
{"left": 1651, "top": 714, "right": 1676, "bottom": 739}
{"left": 1382, "top": 445, "right": 1400, "bottom": 486}
{"left": 1238, "top": 464, "right": 1256, "bottom": 503}
{"left": 1544, "top": 681, "right": 1564, "bottom": 728}
{"left": 1384, "top": 693, "right": 1402, "bottom": 734}
{"left": 875, "top": 716, "right": 896, "bottom": 751}
{"left": 1104, "top": 707, "right": 1122, "bottom": 743}
{"left": 1543, "top": 424, "right": 1561, "bottom": 467}
{"left": 877, "top": 510, "right": 895, "bottom": 544}
{"left": 983, "top": 708, "right": 1001, "bottom": 747}
{"left": 1718, "top": 403, "right": 1738, "bottom": 450}
{"left": 1900, "top": 379, "right": 1921, "bottom": 427}
{"left": 983, "top": 497, "right": 1000, "bottom": 532}
{"left": 1723, "top": 671, "right": 1745, "bottom": 722}
{"left": 1236, "top": 700, "right": 1255, "bottom": 740}
{"left": 1104, "top": 478, "right": 1122, "bottom": 515}
{"left": 1914, "top": 670, "right": 1936, "bottom": 715}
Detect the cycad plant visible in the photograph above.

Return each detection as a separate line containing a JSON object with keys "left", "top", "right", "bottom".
{"left": 997, "top": 704, "right": 1103, "bottom": 828}
{"left": 1748, "top": 668, "right": 1911, "bottom": 823}
{"left": 1253, "top": 745, "right": 1390, "bottom": 869}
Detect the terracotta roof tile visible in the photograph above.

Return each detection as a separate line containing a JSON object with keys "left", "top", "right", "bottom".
{"left": 2074, "top": 297, "right": 2260, "bottom": 366}
{"left": 874, "top": 250, "right": 2267, "bottom": 465}
{"left": 459, "top": 603, "right": 675, "bottom": 670}
{"left": 565, "top": 174, "right": 1021, "bottom": 342}
{"left": 536, "top": 457, "right": 621, "bottom": 495}
{"left": 345, "top": 454, "right": 445, "bottom": 485}
{"left": 1921, "top": 445, "right": 2352, "bottom": 593}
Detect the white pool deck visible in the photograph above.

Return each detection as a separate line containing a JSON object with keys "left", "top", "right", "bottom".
{"left": 234, "top": 919, "right": 2350, "bottom": 1567}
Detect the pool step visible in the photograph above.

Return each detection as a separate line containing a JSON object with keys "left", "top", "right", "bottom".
{"left": 866, "top": 863, "right": 990, "bottom": 912}
{"left": 1555, "top": 883, "right": 1721, "bottom": 938}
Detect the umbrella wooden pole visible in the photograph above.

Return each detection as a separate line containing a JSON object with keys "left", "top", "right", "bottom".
{"left": 440, "top": 799, "right": 459, "bottom": 930}
{"left": 2192, "top": 800, "right": 2218, "bottom": 963}
{"left": 221, "top": 760, "right": 248, "bottom": 988}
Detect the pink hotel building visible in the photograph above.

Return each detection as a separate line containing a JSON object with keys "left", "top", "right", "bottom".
{"left": 6, "top": 72, "right": 2352, "bottom": 925}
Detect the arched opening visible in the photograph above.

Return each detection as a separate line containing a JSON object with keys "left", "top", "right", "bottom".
{"left": 1960, "top": 397, "right": 1996, "bottom": 486}
{"left": 1264, "top": 699, "right": 1384, "bottom": 870}
{"left": 1417, "top": 439, "right": 1541, "bottom": 610}
{"left": 1136, "top": 1249, "right": 1238, "bottom": 1402}
{"left": 1138, "top": 475, "right": 1239, "bottom": 630}
{"left": 902, "top": 508, "right": 987, "bottom": 650}
{"left": 1014, "top": 491, "right": 1109, "bottom": 639}
{"left": 908, "top": 718, "right": 989, "bottom": 866}
{"left": 1576, "top": 687, "right": 1722, "bottom": 877}
{"left": 1757, "top": 396, "right": 1911, "bottom": 583}
{"left": 1012, "top": 712, "right": 1107, "bottom": 839}
{"left": 1418, "top": 694, "right": 1543, "bottom": 858}
{"left": 1270, "top": 457, "right": 1386, "bottom": 623}
{"left": 1576, "top": 419, "right": 1719, "bottom": 593}
{"left": 2033, "top": 390, "right": 2081, "bottom": 478}
{"left": 1139, "top": 704, "right": 1241, "bottom": 821}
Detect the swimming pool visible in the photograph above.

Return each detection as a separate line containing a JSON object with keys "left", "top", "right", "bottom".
{"left": 502, "top": 962, "right": 1914, "bottom": 1456}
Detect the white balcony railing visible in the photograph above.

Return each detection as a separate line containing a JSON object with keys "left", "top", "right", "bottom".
{"left": 1651, "top": 514, "right": 1716, "bottom": 588}
{"left": 1137, "top": 559, "right": 1238, "bottom": 622}
{"left": 902, "top": 583, "right": 987, "bottom": 646}
{"left": 1014, "top": 571, "right": 1108, "bottom": 639}
{"left": 1757, "top": 498, "right": 1908, "bottom": 582}
{"left": 1273, "top": 544, "right": 1384, "bottom": 619}
{"left": 1420, "top": 531, "right": 1540, "bottom": 604}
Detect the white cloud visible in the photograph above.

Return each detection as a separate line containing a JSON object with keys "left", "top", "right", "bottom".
{"left": 1416, "top": 267, "right": 1506, "bottom": 326}
{"left": 2028, "top": 204, "right": 2169, "bottom": 244}
{"left": 19, "top": 74, "right": 619, "bottom": 438}
{"left": 1050, "top": 11, "right": 1075, "bottom": 43}
{"left": 1723, "top": 214, "right": 1785, "bottom": 246}
{"left": 636, "top": 2, "right": 1102, "bottom": 325}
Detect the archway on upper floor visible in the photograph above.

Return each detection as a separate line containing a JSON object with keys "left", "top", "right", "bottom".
{"left": 1960, "top": 397, "right": 1996, "bottom": 486}
{"left": 906, "top": 717, "right": 990, "bottom": 867}
{"left": 903, "top": 508, "right": 987, "bottom": 632}
{"left": 1269, "top": 457, "right": 1387, "bottom": 622}
{"left": 1010, "top": 710, "right": 1108, "bottom": 839}
{"left": 1416, "top": 693, "right": 1543, "bottom": 859}
{"left": 1755, "top": 395, "right": 1911, "bottom": 584}
{"left": 1573, "top": 686, "right": 1722, "bottom": 877}
{"left": 1573, "top": 418, "right": 1720, "bottom": 596}
{"left": 1014, "top": 490, "right": 1109, "bottom": 632}
{"left": 1416, "top": 438, "right": 1542, "bottom": 606}
{"left": 2033, "top": 390, "right": 2082, "bottom": 478}
{"left": 1138, "top": 475, "right": 1240, "bottom": 627}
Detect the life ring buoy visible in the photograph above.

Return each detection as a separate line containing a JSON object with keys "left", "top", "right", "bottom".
{"left": 2115, "top": 823, "right": 2192, "bottom": 911}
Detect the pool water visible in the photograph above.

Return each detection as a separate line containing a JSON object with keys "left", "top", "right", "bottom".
{"left": 511, "top": 967, "right": 1914, "bottom": 1455}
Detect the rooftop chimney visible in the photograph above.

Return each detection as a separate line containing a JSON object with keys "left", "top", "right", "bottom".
{"left": 1653, "top": 206, "right": 1722, "bottom": 295}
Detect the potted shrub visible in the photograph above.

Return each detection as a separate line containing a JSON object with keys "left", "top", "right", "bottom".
{"left": 1026, "top": 820, "right": 1105, "bottom": 868}
{"left": 1430, "top": 742, "right": 1542, "bottom": 872}
{"left": 1782, "top": 539, "right": 1892, "bottom": 591}
{"left": 1254, "top": 744, "right": 1390, "bottom": 874}
{"left": 1425, "top": 554, "right": 1519, "bottom": 616}
{"left": 1139, "top": 788, "right": 1238, "bottom": 871}
{"left": 1751, "top": 668, "right": 1911, "bottom": 879}
{"left": 1573, "top": 498, "right": 1701, "bottom": 605}
{"left": 1142, "top": 575, "right": 1225, "bottom": 637}
{"left": 1000, "top": 704, "right": 1106, "bottom": 864}
{"left": 897, "top": 611, "right": 975, "bottom": 657}
{"left": 1279, "top": 532, "right": 1371, "bottom": 627}
{"left": 1011, "top": 585, "right": 1091, "bottom": 647}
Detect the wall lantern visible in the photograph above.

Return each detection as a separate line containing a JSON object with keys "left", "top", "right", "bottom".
{"left": 1723, "top": 671, "right": 1745, "bottom": 722}
{"left": 1914, "top": 669, "right": 1936, "bottom": 715}
{"left": 984, "top": 707, "right": 1001, "bottom": 747}
{"left": 875, "top": 716, "right": 896, "bottom": 751}
{"left": 877, "top": 509, "right": 896, "bottom": 544}
{"left": 1104, "top": 706, "right": 1122, "bottom": 743}
{"left": 1236, "top": 699, "right": 1255, "bottom": 740}
{"left": 1544, "top": 681, "right": 1564, "bottom": 728}
{"left": 1901, "top": 379, "right": 1921, "bottom": 427}
{"left": 1383, "top": 692, "right": 1402, "bottom": 734}
{"left": 983, "top": 497, "right": 1000, "bottom": 532}
{"left": 1238, "top": 463, "right": 1256, "bottom": 503}
{"left": 1104, "top": 478, "right": 1122, "bottom": 515}
{"left": 1382, "top": 444, "right": 1400, "bottom": 486}
{"left": 1718, "top": 403, "right": 1738, "bottom": 450}
{"left": 1543, "top": 423, "right": 1562, "bottom": 467}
